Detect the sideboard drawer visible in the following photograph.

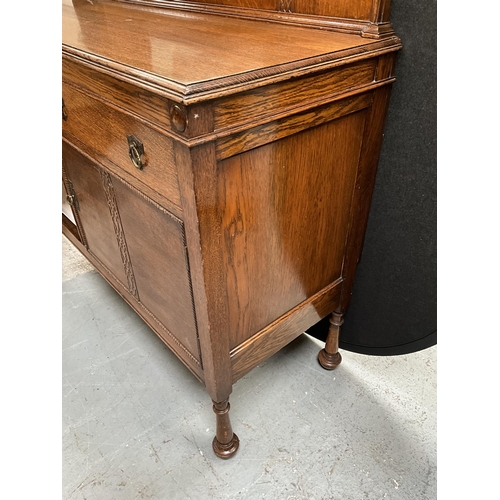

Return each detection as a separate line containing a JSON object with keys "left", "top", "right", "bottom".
{"left": 62, "top": 83, "right": 182, "bottom": 209}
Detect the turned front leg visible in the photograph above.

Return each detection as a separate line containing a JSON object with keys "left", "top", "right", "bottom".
{"left": 212, "top": 399, "right": 239, "bottom": 459}
{"left": 318, "top": 312, "right": 343, "bottom": 370}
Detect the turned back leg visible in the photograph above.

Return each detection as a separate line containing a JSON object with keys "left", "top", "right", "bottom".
{"left": 318, "top": 312, "right": 343, "bottom": 370}
{"left": 212, "top": 398, "right": 239, "bottom": 459}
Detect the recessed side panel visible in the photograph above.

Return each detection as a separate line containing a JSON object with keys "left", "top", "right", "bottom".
{"left": 217, "top": 111, "right": 367, "bottom": 350}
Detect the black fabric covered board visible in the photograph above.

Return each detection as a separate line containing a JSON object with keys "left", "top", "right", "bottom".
{"left": 306, "top": 0, "right": 437, "bottom": 355}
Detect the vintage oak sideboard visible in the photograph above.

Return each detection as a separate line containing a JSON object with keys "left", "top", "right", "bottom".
{"left": 62, "top": 0, "right": 402, "bottom": 458}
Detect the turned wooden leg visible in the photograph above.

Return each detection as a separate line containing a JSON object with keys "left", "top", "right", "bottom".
{"left": 318, "top": 312, "right": 343, "bottom": 370}
{"left": 212, "top": 399, "right": 239, "bottom": 459}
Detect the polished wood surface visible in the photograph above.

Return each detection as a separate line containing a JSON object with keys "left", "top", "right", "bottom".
{"left": 63, "top": 215, "right": 206, "bottom": 381}
{"left": 63, "top": 0, "right": 372, "bottom": 84}
{"left": 62, "top": 0, "right": 400, "bottom": 103}
{"left": 230, "top": 280, "right": 342, "bottom": 382}
{"left": 318, "top": 312, "right": 343, "bottom": 370}
{"left": 217, "top": 113, "right": 366, "bottom": 350}
{"left": 171, "top": 0, "right": 375, "bottom": 19}
{"left": 63, "top": 142, "right": 129, "bottom": 287}
{"left": 120, "top": 0, "right": 393, "bottom": 35}
{"left": 112, "top": 179, "right": 201, "bottom": 362}
{"left": 215, "top": 93, "right": 371, "bottom": 160}
{"left": 214, "top": 59, "right": 376, "bottom": 131}
{"left": 212, "top": 399, "right": 239, "bottom": 459}
{"left": 62, "top": 83, "right": 182, "bottom": 209}
{"left": 62, "top": 0, "right": 401, "bottom": 458}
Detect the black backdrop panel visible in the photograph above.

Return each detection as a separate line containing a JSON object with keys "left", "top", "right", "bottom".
{"left": 306, "top": 0, "right": 437, "bottom": 355}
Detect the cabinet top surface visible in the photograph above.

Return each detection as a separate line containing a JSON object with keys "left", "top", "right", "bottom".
{"left": 62, "top": 0, "right": 398, "bottom": 99}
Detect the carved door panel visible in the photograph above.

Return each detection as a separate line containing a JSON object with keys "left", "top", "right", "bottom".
{"left": 62, "top": 140, "right": 200, "bottom": 362}
{"left": 110, "top": 179, "right": 201, "bottom": 363}
{"left": 62, "top": 141, "right": 129, "bottom": 289}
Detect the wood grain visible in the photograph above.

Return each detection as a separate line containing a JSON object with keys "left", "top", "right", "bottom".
{"left": 62, "top": 0, "right": 402, "bottom": 458}
{"left": 215, "top": 60, "right": 375, "bottom": 131}
{"left": 370, "top": 0, "right": 392, "bottom": 23}
{"left": 62, "top": 181, "right": 76, "bottom": 225}
{"left": 189, "top": 143, "right": 235, "bottom": 402}
{"left": 63, "top": 141, "right": 128, "bottom": 287}
{"left": 64, "top": 137, "right": 201, "bottom": 368}
{"left": 212, "top": 399, "right": 239, "bottom": 458}
{"left": 216, "top": 111, "right": 367, "bottom": 350}
{"left": 63, "top": 213, "right": 81, "bottom": 242}
{"left": 121, "top": 0, "right": 397, "bottom": 39}
{"left": 230, "top": 279, "right": 342, "bottom": 382}
{"left": 62, "top": 82, "right": 182, "bottom": 208}
{"left": 62, "top": 0, "right": 402, "bottom": 105}
{"left": 120, "top": 0, "right": 379, "bottom": 23}
{"left": 111, "top": 177, "right": 201, "bottom": 362}
{"left": 216, "top": 93, "right": 371, "bottom": 160}
{"left": 318, "top": 312, "right": 343, "bottom": 370}
{"left": 62, "top": 162, "right": 87, "bottom": 246}
{"left": 63, "top": 56, "right": 174, "bottom": 132}
{"left": 188, "top": 0, "right": 373, "bottom": 20}
{"left": 62, "top": 218, "right": 205, "bottom": 381}
{"left": 62, "top": 133, "right": 183, "bottom": 219}
{"left": 64, "top": 0, "right": 372, "bottom": 84}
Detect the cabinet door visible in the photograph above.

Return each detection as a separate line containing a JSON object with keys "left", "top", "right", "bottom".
{"left": 62, "top": 180, "right": 76, "bottom": 225}
{"left": 110, "top": 179, "right": 201, "bottom": 362}
{"left": 62, "top": 141, "right": 129, "bottom": 288}
{"left": 62, "top": 140, "right": 200, "bottom": 363}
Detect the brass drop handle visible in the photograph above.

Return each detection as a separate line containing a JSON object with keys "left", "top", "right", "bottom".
{"left": 66, "top": 192, "right": 79, "bottom": 210}
{"left": 127, "top": 135, "right": 146, "bottom": 170}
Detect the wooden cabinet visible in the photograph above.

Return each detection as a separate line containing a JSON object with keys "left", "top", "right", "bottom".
{"left": 62, "top": 0, "right": 402, "bottom": 458}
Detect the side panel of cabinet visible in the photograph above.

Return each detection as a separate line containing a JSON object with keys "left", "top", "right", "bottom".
{"left": 216, "top": 111, "right": 367, "bottom": 350}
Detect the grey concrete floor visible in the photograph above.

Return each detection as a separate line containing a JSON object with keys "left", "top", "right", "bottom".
{"left": 62, "top": 235, "right": 437, "bottom": 500}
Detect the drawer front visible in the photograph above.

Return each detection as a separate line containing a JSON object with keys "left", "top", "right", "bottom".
{"left": 62, "top": 82, "right": 182, "bottom": 209}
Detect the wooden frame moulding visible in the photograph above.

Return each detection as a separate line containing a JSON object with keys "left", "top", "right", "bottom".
{"left": 116, "top": 0, "right": 396, "bottom": 38}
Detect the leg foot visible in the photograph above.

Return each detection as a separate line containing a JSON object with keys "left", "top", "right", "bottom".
{"left": 318, "top": 312, "right": 343, "bottom": 370}
{"left": 212, "top": 399, "right": 239, "bottom": 459}
{"left": 318, "top": 349, "right": 342, "bottom": 370}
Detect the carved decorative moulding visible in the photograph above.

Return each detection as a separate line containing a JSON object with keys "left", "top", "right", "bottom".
{"left": 117, "top": 0, "right": 396, "bottom": 37}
